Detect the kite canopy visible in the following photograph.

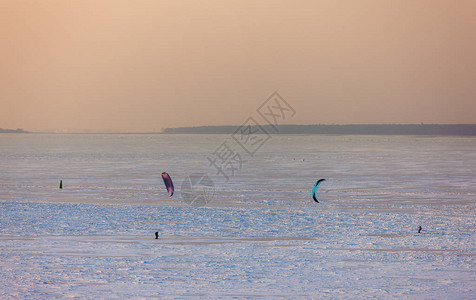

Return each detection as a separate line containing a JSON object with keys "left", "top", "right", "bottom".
{"left": 311, "top": 179, "right": 326, "bottom": 203}
{"left": 161, "top": 172, "right": 174, "bottom": 197}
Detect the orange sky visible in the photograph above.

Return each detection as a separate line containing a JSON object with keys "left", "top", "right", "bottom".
{"left": 1, "top": 0, "right": 475, "bottom": 132}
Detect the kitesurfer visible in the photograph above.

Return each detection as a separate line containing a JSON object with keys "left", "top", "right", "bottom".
{"left": 418, "top": 226, "right": 422, "bottom": 233}
{"left": 155, "top": 232, "right": 159, "bottom": 239}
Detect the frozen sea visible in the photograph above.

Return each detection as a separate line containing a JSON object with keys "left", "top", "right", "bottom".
{"left": 0, "top": 133, "right": 475, "bottom": 298}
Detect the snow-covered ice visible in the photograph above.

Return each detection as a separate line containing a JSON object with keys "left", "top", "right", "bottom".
{"left": 0, "top": 134, "right": 475, "bottom": 298}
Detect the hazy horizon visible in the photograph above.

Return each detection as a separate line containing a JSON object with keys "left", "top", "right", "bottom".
{"left": 1, "top": 1, "right": 475, "bottom": 132}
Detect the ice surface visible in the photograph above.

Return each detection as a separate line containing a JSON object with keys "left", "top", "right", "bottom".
{"left": 0, "top": 134, "right": 475, "bottom": 298}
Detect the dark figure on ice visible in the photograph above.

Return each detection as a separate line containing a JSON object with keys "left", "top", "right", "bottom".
{"left": 155, "top": 232, "right": 159, "bottom": 239}
{"left": 418, "top": 226, "right": 422, "bottom": 233}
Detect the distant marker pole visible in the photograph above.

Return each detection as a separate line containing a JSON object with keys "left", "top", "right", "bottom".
{"left": 59, "top": 180, "right": 63, "bottom": 189}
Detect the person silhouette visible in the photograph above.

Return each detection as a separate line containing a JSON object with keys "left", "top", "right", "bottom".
{"left": 155, "top": 232, "right": 159, "bottom": 239}
{"left": 418, "top": 226, "right": 422, "bottom": 233}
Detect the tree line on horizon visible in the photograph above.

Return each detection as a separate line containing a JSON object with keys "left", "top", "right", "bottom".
{"left": 0, "top": 128, "right": 28, "bottom": 133}
{"left": 162, "top": 124, "right": 476, "bottom": 136}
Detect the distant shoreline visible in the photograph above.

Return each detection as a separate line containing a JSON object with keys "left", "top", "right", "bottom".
{"left": 162, "top": 124, "right": 476, "bottom": 136}
{"left": 3, "top": 124, "right": 476, "bottom": 136}
{"left": 0, "top": 128, "right": 28, "bottom": 133}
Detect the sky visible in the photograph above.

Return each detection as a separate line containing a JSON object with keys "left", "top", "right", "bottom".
{"left": 1, "top": 0, "right": 475, "bottom": 132}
